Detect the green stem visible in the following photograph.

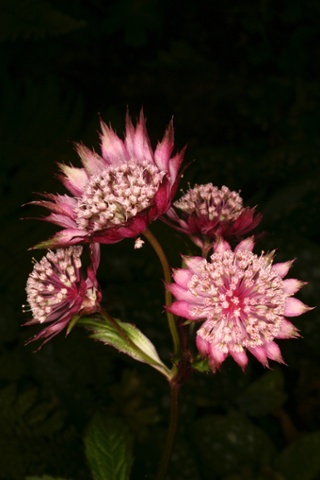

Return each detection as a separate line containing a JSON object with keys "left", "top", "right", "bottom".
{"left": 155, "top": 381, "right": 180, "bottom": 480}
{"left": 142, "top": 228, "right": 180, "bottom": 357}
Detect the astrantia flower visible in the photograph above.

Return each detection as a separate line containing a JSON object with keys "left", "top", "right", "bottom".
{"left": 31, "top": 111, "right": 185, "bottom": 249}
{"left": 163, "top": 184, "right": 261, "bottom": 253}
{"left": 167, "top": 238, "right": 311, "bottom": 372}
{"left": 24, "top": 244, "right": 102, "bottom": 345}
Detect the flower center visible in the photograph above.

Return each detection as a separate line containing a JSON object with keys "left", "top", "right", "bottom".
{"left": 26, "top": 247, "right": 82, "bottom": 323}
{"left": 190, "top": 250, "right": 287, "bottom": 348}
{"left": 174, "top": 184, "right": 243, "bottom": 221}
{"left": 75, "top": 160, "right": 165, "bottom": 231}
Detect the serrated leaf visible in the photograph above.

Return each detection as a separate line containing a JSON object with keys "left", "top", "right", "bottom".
{"left": 79, "top": 317, "right": 172, "bottom": 379}
{"left": 84, "top": 413, "right": 133, "bottom": 480}
{"left": 235, "top": 368, "right": 287, "bottom": 416}
{"left": 274, "top": 431, "right": 320, "bottom": 480}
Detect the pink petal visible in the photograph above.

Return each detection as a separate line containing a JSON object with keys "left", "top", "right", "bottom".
{"left": 230, "top": 349, "right": 249, "bottom": 371}
{"left": 276, "top": 318, "right": 300, "bottom": 339}
{"left": 30, "top": 193, "right": 76, "bottom": 218}
{"left": 167, "top": 300, "right": 197, "bottom": 320}
{"left": 124, "top": 111, "right": 153, "bottom": 164}
{"left": 284, "top": 297, "right": 312, "bottom": 317}
{"left": 283, "top": 278, "right": 307, "bottom": 295}
{"left": 167, "top": 283, "right": 205, "bottom": 304}
{"left": 235, "top": 237, "right": 255, "bottom": 253}
{"left": 168, "top": 150, "right": 185, "bottom": 185}
{"left": 44, "top": 213, "right": 77, "bottom": 228}
{"left": 232, "top": 208, "right": 261, "bottom": 232}
{"left": 31, "top": 229, "right": 89, "bottom": 249}
{"left": 264, "top": 341, "right": 285, "bottom": 364}
{"left": 248, "top": 345, "right": 269, "bottom": 367}
{"left": 213, "top": 239, "right": 231, "bottom": 254}
{"left": 208, "top": 345, "right": 228, "bottom": 372}
{"left": 189, "top": 235, "right": 206, "bottom": 250}
{"left": 172, "top": 267, "right": 193, "bottom": 287}
{"left": 183, "top": 255, "right": 205, "bottom": 273}
{"left": 58, "top": 164, "right": 88, "bottom": 196}
{"left": 89, "top": 243, "right": 101, "bottom": 274}
{"left": 154, "top": 119, "right": 174, "bottom": 171}
{"left": 196, "top": 335, "right": 210, "bottom": 357}
{"left": 153, "top": 182, "right": 171, "bottom": 215}
{"left": 100, "top": 121, "right": 129, "bottom": 164}
{"left": 272, "top": 260, "right": 294, "bottom": 278}
{"left": 75, "top": 143, "right": 106, "bottom": 174}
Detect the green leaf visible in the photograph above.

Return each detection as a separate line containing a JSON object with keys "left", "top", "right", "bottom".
{"left": 84, "top": 413, "right": 133, "bottom": 480}
{"left": 235, "top": 368, "right": 287, "bottom": 416}
{"left": 274, "top": 431, "right": 320, "bottom": 480}
{"left": 79, "top": 317, "right": 172, "bottom": 379}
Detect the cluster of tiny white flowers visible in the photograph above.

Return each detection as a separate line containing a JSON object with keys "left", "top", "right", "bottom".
{"left": 188, "top": 250, "right": 287, "bottom": 349}
{"left": 75, "top": 160, "right": 166, "bottom": 231}
{"left": 25, "top": 247, "right": 83, "bottom": 323}
{"left": 174, "top": 184, "right": 243, "bottom": 222}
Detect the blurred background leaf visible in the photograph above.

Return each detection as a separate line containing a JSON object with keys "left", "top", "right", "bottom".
{"left": 0, "top": 0, "right": 85, "bottom": 41}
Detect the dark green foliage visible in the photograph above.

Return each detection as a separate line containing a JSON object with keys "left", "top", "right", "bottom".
{"left": 274, "top": 432, "right": 320, "bottom": 480}
{"left": 0, "top": 383, "right": 77, "bottom": 479}
{"left": 0, "top": 0, "right": 85, "bottom": 41}
{"left": 108, "top": 369, "right": 159, "bottom": 441}
{"left": 194, "top": 412, "right": 276, "bottom": 478}
{"left": 235, "top": 369, "right": 287, "bottom": 417}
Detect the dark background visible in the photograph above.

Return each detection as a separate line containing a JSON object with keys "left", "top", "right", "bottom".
{"left": 0, "top": 0, "right": 319, "bottom": 479}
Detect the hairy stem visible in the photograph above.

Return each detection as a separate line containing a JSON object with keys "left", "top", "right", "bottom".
{"left": 142, "top": 228, "right": 180, "bottom": 357}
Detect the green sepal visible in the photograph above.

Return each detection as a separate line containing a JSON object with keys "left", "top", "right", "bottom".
{"left": 79, "top": 316, "right": 173, "bottom": 380}
{"left": 66, "top": 314, "right": 81, "bottom": 336}
{"left": 191, "top": 355, "right": 210, "bottom": 373}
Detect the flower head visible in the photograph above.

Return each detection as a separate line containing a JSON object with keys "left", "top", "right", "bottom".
{"left": 24, "top": 244, "right": 102, "bottom": 345}
{"left": 167, "top": 238, "right": 311, "bottom": 372}
{"left": 31, "top": 111, "right": 185, "bottom": 249}
{"left": 163, "top": 184, "right": 261, "bottom": 253}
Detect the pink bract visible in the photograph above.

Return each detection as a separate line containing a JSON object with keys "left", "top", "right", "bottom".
{"left": 24, "top": 244, "right": 102, "bottom": 346}
{"left": 163, "top": 184, "right": 261, "bottom": 253}
{"left": 167, "top": 238, "right": 311, "bottom": 372}
{"left": 31, "top": 111, "right": 185, "bottom": 249}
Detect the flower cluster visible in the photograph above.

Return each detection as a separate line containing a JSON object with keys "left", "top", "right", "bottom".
{"left": 168, "top": 238, "right": 310, "bottom": 371}
{"left": 24, "top": 110, "right": 311, "bottom": 372}
{"left": 24, "top": 244, "right": 101, "bottom": 345}
{"left": 164, "top": 183, "right": 261, "bottom": 254}
{"left": 32, "top": 111, "right": 185, "bottom": 249}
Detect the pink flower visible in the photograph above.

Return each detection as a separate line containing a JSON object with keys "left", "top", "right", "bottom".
{"left": 167, "top": 238, "right": 311, "bottom": 372}
{"left": 24, "top": 244, "right": 102, "bottom": 345}
{"left": 163, "top": 184, "right": 261, "bottom": 253}
{"left": 31, "top": 111, "right": 185, "bottom": 249}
